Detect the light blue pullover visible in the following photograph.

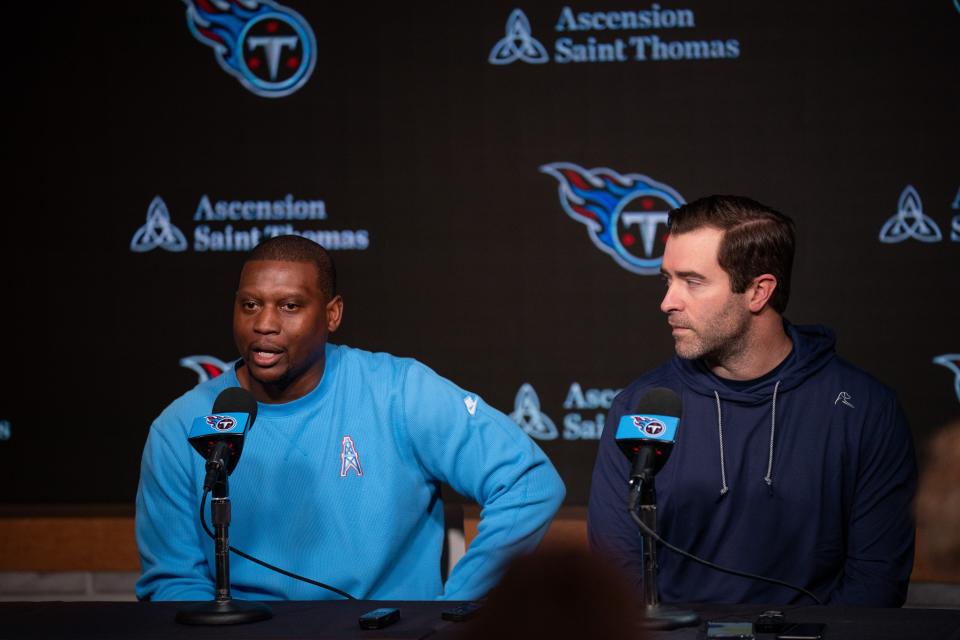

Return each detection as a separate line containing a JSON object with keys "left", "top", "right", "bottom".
{"left": 136, "top": 344, "right": 565, "bottom": 601}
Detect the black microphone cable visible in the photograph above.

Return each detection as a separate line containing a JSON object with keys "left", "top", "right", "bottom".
{"left": 627, "top": 486, "right": 823, "bottom": 605}
{"left": 198, "top": 489, "right": 356, "bottom": 600}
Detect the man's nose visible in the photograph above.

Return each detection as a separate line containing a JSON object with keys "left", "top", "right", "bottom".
{"left": 254, "top": 306, "right": 281, "bottom": 334}
{"left": 660, "top": 284, "right": 680, "bottom": 314}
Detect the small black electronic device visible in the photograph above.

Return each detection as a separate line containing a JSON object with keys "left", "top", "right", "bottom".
{"left": 358, "top": 607, "right": 400, "bottom": 630}
{"left": 777, "top": 622, "right": 826, "bottom": 640}
{"left": 755, "top": 610, "right": 789, "bottom": 633}
{"left": 441, "top": 601, "right": 482, "bottom": 622}
{"left": 706, "top": 621, "right": 754, "bottom": 639}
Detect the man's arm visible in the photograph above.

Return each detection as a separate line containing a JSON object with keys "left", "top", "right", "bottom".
{"left": 400, "top": 362, "right": 565, "bottom": 601}
{"left": 586, "top": 391, "right": 645, "bottom": 593}
{"left": 830, "top": 394, "right": 917, "bottom": 606}
{"left": 135, "top": 420, "right": 213, "bottom": 601}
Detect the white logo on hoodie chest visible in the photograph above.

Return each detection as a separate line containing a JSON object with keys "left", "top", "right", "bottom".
{"left": 835, "top": 392, "right": 855, "bottom": 408}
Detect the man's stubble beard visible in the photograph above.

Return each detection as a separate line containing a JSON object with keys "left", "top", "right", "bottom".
{"left": 673, "top": 296, "right": 752, "bottom": 364}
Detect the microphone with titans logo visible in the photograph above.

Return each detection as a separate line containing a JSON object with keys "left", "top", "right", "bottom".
{"left": 615, "top": 388, "right": 698, "bottom": 629}
{"left": 178, "top": 387, "right": 272, "bottom": 625}
{"left": 615, "top": 388, "right": 822, "bottom": 625}
{"left": 615, "top": 387, "right": 681, "bottom": 491}
{"left": 176, "top": 388, "right": 355, "bottom": 626}
{"left": 188, "top": 386, "right": 257, "bottom": 493}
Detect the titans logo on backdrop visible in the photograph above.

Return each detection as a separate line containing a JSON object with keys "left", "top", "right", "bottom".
{"left": 541, "top": 162, "right": 685, "bottom": 275}
{"left": 933, "top": 354, "right": 960, "bottom": 402}
{"left": 180, "top": 355, "right": 230, "bottom": 383}
{"left": 184, "top": 0, "right": 316, "bottom": 98}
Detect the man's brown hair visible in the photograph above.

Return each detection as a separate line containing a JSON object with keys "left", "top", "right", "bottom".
{"left": 668, "top": 195, "right": 796, "bottom": 313}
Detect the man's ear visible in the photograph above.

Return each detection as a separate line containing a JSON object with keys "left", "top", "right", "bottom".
{"left": 326, "top": 295, "right": 344, "bottom": 332}
{"left": 747, "top": 274, "right": 778, "bottom": 313}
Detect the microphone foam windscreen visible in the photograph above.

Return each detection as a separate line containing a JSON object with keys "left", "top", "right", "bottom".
{"left": 212, "top": 387, "right": 258, "bottom": 429}
{"left": 633, "top": 387, "right": 682, "bottom": 419}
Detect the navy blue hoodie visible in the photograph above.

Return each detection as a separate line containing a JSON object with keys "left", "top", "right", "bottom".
{"left": 587, "top": 324, "right": 916, "bottom": 606}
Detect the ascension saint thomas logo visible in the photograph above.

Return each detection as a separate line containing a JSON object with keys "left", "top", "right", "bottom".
{"left": 131, "top": 197, "right": 188, "bottom": 253}
{"left": 879, "top": 185, "right": 943, "bottom": 243}
{"left": 509, "top": 383, "right": 558, "bottom": 440}
{"left": 488, "top": 9, "right": 549, "bottom": 65}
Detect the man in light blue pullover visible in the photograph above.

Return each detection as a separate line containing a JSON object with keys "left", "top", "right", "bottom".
{"left": 136, "top": 235, "right": 565, "bottom": 601}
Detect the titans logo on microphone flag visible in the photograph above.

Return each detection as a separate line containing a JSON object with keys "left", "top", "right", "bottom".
{"left": 184, "top": 0, "right": 317, "bottom": 98}
{"left": 616, "top": 413, "right": 679, "bottom": 441}
{"left": 634, "top": 416, "right": 665, "bottom": 436}
{"left": 541, "top": 162, "right": 685, "bottom": 275}
{"left": 189, "top": 412, "right": 249, "bottom": 438}
{"left": 206, "top": 415, "right": 237, "bottom": 431}
{"left": 340, "top": 436, "right": 363, "bottom": 477}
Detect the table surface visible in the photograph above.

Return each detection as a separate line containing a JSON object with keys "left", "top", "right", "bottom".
{"left": 1, "top": 600, "right": 958, "bottom": 640}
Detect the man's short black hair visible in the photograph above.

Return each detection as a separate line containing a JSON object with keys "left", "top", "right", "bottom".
{"left": 244, "top": 235, "right": 337, "bottom": 300}
{"left": 668, "top": 195, "right": 796, "bottom": 314}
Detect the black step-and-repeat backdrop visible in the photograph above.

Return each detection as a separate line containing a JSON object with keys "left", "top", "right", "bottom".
{"left": 3, "top": 1, "right": 958, "bottom": 505}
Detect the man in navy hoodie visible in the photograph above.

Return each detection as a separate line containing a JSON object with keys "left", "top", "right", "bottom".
{"left": 587, "top": 195, "right": 916, "bottom": 606}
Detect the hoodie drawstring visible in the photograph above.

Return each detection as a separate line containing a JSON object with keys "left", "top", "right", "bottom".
{"left": 714, "top": 380, "right": 781, "bottom": 499}
{"left": 714, "top": 391, "right": 729, "bottom": 498}
{"left": 764, "top": 380, "right": 782, "bottom": 491}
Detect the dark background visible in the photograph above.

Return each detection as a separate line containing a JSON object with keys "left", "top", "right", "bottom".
{"left": 2, "top": 1, "right": 957, "bottom": 505}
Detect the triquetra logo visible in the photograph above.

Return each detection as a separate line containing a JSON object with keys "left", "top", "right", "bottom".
{"left": 879, "top": 185, "right": 943, "bottom": 243}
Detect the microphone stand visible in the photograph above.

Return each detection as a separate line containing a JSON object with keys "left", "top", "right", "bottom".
{"left": 176, "top": 447, "right": 272, "bottom": 625}
{"left": 628, "top": 471, "right": 699, "bottom": 631}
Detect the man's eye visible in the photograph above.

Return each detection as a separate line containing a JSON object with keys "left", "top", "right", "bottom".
{"left": 281, "top": 303, "right": 300, "bottom": 311}
{"left": 241, "top": 301, "right": 258, "bottom": 310}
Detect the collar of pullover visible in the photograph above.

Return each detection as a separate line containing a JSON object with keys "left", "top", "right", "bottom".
{"left": 225, "top": 343, "right": 341, "bottom": 419}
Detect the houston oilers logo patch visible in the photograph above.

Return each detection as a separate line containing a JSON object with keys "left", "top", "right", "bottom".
{"left": 184, "top": 0, "right": 317, "bottom": 98}
{"left": 206, "top": 415, "right": 237, "bottom": 431}
{"left": 339, "top": 436, "right": 363, "bottom": 477}
{"left": 633, "top": 416, "right": 665, "bottom": 436}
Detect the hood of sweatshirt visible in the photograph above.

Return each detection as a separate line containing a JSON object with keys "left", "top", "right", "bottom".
{"left": 668, "top": 322, "right": 837, "bottom": 495}
{"left": 670, "top": 322, "right": 837, "bottom": 405}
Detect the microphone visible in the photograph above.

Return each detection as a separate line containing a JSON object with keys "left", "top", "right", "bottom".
{"left": 615, "top": 387, "right": 700, "bottom": 629}
{"left": 178, "top": 386, "right": 273, "bottom": 625}
{"left": 188, "top": 387, "right": 258, "bottom": 492}
{"left": 614, "top": 387, "right": 822, "bottom": 613}
{"left": 614, "top": 387, "right": 681, "bottom": 483}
